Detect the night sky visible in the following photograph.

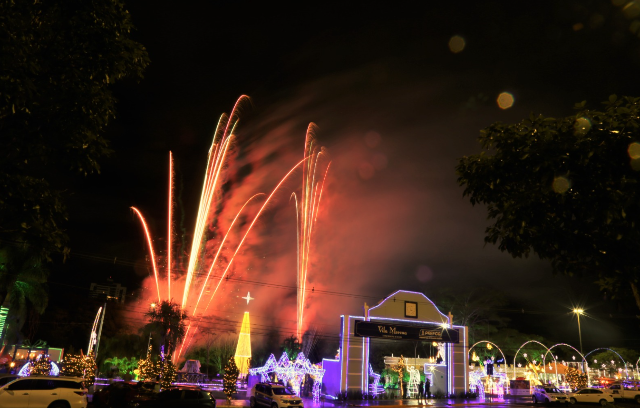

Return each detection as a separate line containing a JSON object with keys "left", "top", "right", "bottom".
{"left": 45, "top": 1, "right": 640, "bottom": 351}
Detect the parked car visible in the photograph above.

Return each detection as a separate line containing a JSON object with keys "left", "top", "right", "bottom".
{"left": 93, "top": 381, "right": 156, "bottom": 408}
{"left": 139, "top": 387, "right": 215, "bottom": 408}
{"left": 249, "top": 383, "right": 303, "bottom": 408}
{"left": 568, "top": 388, "right": 614, "bottom": 406}
{"left": 0, "top": 376, "right": 88, "bottom": 408}
{"left": 608, "top": 381, "right": 640, "bottom": 403}
{"left": 0, "top": 374, "right": 19, "bottom": 387}
{"left": 533, "top": 384, "right": 569, "bottom": 404}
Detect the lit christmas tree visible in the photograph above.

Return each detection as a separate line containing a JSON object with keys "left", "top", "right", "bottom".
{"left": 30, "top": 355, "right": 52, "bottom": 376}
{"left": 234, "top": 312, "right": 251, "bottom": 376}
{"left": 60, "top": 354, "right": 84, "bottom": 377}
{"left": 82, "top": 352, "right": 97, "bottom": 387}
{"left": 60, "top": 352, "right": 96, "bottom": 386}
{"left": 137, "top": 345, "right": 159, "bottom": 381}
{"left": 391, "top": 356, "right": 406, "bottom": 394}
{"left": 223, "top": 356, "right": 239, "bottom": 402}
{"left": 566, "top": 367, "right": 587, "bottom": 390}
{"left": 159, "top": 357, "right": 177, "bottom": 390}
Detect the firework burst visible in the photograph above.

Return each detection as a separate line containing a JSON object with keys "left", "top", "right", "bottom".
{"left": 131, "top": 96, "right": 324, "bottom": 359}
{"left": 292, "top": 123, "right": 331, "bottom": 340}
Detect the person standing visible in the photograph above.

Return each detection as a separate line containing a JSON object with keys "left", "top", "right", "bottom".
{"left": 425, "top": 378, "right": 431, "bottom": 399}
{"left": 418, "top": 380, "right": 425, "bottom": 402}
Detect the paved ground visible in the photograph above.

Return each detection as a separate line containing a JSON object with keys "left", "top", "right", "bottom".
{"left": 216, "top": 397, "right": 640, "bottom": 408}
{"left": 216, "top": 397, "right": 534, "bottom": 408}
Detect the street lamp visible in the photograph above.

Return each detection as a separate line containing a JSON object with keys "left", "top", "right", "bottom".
{"left": 573, "top": 309, "right": 585, "bottom": 375}
{"left": 572, "top": 309, "right": 583, "bottom": 354}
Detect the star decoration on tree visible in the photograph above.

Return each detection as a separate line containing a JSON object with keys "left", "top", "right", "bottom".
{"left": 242, "top": 292, "right": 254, "bottom": 305}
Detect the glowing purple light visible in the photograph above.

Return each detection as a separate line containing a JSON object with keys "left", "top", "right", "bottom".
{"left": 368, "top": 364, "right": 383, "bottom": 395}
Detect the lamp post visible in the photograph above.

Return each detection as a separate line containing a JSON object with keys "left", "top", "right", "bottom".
{"left": 147, "top": 303, "right": 156, "bottom": 351}
{"left": 573, "top": 309, "right": 584, "bottom": 374}
{"left": 573, "top": 309, "right": 583, "bottom": 354}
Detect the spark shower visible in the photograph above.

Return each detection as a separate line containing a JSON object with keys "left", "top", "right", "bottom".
{"left": 131, "top": 96, "right": 330, "bottom": 358}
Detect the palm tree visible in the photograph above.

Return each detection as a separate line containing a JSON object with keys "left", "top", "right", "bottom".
{"left": 0, "top": 246, "right": 48, "bottom": 351}
{"left": 145, "top": 301, "right": 187, "bottom": 357}
{"left": 104, "top": 356, "right": 124, "bottom": 375}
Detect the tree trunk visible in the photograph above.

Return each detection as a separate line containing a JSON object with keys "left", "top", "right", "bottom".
{"left": 630, "top": 280, "right": 640, "bottom": 314}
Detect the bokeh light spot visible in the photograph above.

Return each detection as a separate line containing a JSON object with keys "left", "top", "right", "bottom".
{"left": 448, "top": 36, "right": 466, "bottom": 53}
{"left": 364, "top": 131, "right": 382, "bottom": 148}
{"left": 574, "top": 117, "right": 592, "bottom": 136}
{"left": 631, "top": 158, "right": 640, "bottom": 171}
{"left": 358, "top": 162, "right": 375, "bottom": 179}
{"left": 497, "top": 92, "right": 515, "bottom": 109}
{"left": 372, "top": 153, "right": 388, "bottom": 170}
{"left": 416, "top": 265, "right": 434, "bottom": 283}
{"left": 623, "top": 1, "right": 640, "bottom": 19}
{"left": 573, "top": 23, "right": 584, "bottom": 31}
{"left": 628, "top": 142, "right": 640, "bottom": 159}
{"left": 552, "top": 176, "right": 571, "bottom": 193}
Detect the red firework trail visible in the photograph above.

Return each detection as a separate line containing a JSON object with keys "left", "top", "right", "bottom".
{"left": 167, "top": 151, "right": 174, "bottom": 301}
{"left": 182, "top": 97, "right": 248, "bottom": 309}
{"left": 294, "top": 124, "right": 330, "bottom": 340}
{"left": 130, "top": 207, "right": 161, "bottom": 302}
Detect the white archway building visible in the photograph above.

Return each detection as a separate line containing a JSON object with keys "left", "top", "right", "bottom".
{"left": 323, "top": 290, "right": 469, "bottom": 396}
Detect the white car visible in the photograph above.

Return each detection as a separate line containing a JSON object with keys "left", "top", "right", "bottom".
{"left": 568, "top": 388, "right": 614, "bottom": 406}
{"left": 0, "top": 376, "right": 88, "bottom": 408}
{"left": 249, "top": 383, "right": 303, "bottom": 408}
{"left": 533, "top": 385, "right": 569, "bottom": 404}
{"left": 608, "top": 381, "right": 640, "bottom": 403}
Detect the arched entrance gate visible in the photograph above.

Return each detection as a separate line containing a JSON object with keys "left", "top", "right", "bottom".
{"left": 322, "top": 290, "right": 469, "bottom": 396}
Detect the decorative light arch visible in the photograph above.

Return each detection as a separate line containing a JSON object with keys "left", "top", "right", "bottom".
{"left": 584, "top": 348, "right": 629, "bottom": 379}
{"left": 541, "top": 343, "right": 586, "bottom": 384}
{"left": 17, "top": 361, "right": 59, "bottom": 377}
{"left": 469, "top": 341, "right": 508, "bottom": 370}
{"left": 513, "top": 340, "right": 558, "bottom": 383}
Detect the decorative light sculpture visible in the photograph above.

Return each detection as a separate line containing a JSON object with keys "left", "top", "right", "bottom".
{"left": 18, "top": 360, "right": 60, "bottom": 377}
{"left": 87, "top": 306, "right": 103, "bottom": 355}
{"left": 407, "top": 365, "right": 420, "bottom": 398}
{"left": 469, "top": 371, "right": 485, "bottom": 400}
{"left": 369, "top": 364, "right": 383, "bottom": 395}
{"left": 0, "top": 306, "right": 9, "bottom": 342}
{"left": 249, "top": 352, "right": 324, "bottom": 401}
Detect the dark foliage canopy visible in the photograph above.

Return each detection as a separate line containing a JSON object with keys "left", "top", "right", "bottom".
{"left": 457, "top": 96, "right": 640, "bottom": 312}
{"left": 0, "top": 0, "right": 149, "bottom": 259}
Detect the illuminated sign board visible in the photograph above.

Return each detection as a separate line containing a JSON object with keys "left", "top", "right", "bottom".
{"left": 353, "top": 320, "right": 459, "bottom": 343}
